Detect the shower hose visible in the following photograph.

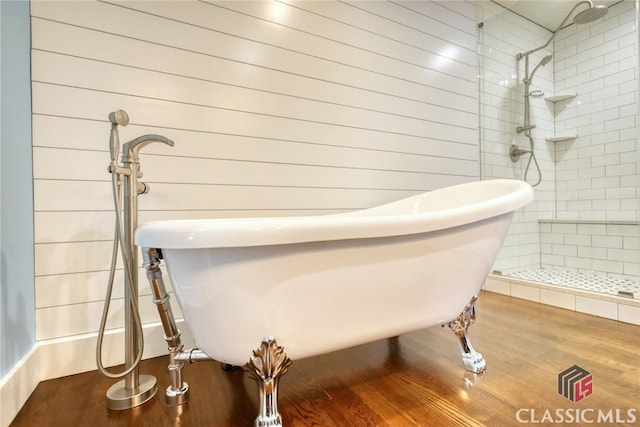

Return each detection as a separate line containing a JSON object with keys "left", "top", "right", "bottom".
{"left": 95, "top": 148, "right": 145, "bottom": 378}
{"left": 524, "top": 135, "right": 542, "bottom": 187}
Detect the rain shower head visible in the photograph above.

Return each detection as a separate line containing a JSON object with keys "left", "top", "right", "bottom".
{"left": 516, "top": 1, "right": 608, "bottom": 61}
{"left": 573, "top": 4, "right": 608, "bottom": 24}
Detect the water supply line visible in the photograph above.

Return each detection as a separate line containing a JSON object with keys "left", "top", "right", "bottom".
{"left": 142, "top": 247, "right": 213, "bottom": 406}
{"left": 96, "top": 110, "right": 174, "bottom": 410}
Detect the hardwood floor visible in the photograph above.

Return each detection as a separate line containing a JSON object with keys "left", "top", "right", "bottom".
{"left": 11, "top": 291, "right": 640, "bottom": 426}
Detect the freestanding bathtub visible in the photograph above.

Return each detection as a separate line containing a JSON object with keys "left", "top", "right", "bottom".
{"left": 135, "top": 179, "right": 533, "bottom": 425}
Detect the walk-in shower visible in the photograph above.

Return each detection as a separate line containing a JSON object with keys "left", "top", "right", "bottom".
{"left": 510, "top": 0, "right": 609, "bottom": 187}
{"left": 478, "top": 0, "right": 639, "bottom": 308}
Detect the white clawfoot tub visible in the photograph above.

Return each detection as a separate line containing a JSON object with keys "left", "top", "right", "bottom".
{"left": 135, "top": 179, "right": 533, "bottom": 425}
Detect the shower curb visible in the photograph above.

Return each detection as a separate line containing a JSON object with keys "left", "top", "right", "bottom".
{"left": 484, "top": 273, "right": 640, "bottom": 326}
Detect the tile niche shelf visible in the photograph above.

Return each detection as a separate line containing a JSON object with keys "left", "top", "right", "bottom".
{"left": 544, "top": 93, "right": 577, "bottom": 103}
{"left": 546, "top": 135, "right": 577, "bottom": 142}
{"left": 544, "top": 93, "right": 577, "bottom": 142}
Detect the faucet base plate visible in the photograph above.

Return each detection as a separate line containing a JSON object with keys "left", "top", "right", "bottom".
{"left": 106, "top": 374, "right": 158, "bottom": 411}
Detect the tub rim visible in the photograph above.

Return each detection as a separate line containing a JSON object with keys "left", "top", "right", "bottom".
{"left": 135, "top": 179, "right": 533, "bottom": 249}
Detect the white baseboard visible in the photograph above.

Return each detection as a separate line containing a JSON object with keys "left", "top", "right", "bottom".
{"left": 0, "top": 345, "right": 40, "bottom": 427}
{"left": 1, "top": 320, "right": 194, "bottom": 427}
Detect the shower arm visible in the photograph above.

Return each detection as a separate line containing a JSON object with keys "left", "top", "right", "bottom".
{"left": 516, "top": 0, "right": 592, "bottom": 60}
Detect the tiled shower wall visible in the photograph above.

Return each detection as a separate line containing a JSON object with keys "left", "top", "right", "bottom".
{"left": 477, "top": 3, "right": 556, "bottom": 273}
{"left": 30, "top": 1, "right": 479, "bottom": 369}
{"left": 479, "top": 1, "right": 639, "bottom": 277}
{"left": 540, "top": 220, "right": 639, "bottom": 281}
{"left": 554, "top": 0, "right": 638, "bottom": 221}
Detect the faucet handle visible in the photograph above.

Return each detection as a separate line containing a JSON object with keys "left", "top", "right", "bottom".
{"left": 138, "top": 182, "right": 150, "bottom": 195}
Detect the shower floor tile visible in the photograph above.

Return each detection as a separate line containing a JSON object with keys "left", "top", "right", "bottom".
{"left": 508, "top": 269, "right": 640, "bottom": 299}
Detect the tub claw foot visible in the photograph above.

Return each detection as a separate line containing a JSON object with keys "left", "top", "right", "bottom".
{"left": 244, "top": 337, "right": 293, "bottom": 427}
{"left": 446, "top": 295, "right": 486, "bottom": 373}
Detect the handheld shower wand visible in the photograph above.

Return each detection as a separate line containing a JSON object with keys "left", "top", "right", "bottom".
{"left": 98, "top": 110, "right": 174, "bottom": 411}
{"left": 108, "top": 110, "right": 129, "bottom": 159}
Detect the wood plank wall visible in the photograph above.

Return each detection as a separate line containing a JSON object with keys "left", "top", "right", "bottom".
{"left": 30, "top": 0, "right": 479, "bottom": 349}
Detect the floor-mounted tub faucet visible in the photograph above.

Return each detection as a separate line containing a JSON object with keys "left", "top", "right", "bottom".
{"left": 97, "top": 110, "right": 174, "bottom": 411}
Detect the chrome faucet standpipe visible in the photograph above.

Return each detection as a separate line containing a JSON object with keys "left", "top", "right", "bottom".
{"left": 97, "top": 110, "right": 174, "bottom": 410}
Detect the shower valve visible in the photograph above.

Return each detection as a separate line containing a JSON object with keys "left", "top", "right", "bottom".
{"left": 510, "top": 144, "right": 530, "bottom": 162}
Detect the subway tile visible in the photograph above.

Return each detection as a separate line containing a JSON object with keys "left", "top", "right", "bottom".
{"left": 607, "top": 248, "right": 638, "bottom": 263}
{"left": 604, "top": 116, "right": 636, "bottom": 132}
{"left": 605, "top": 186, "right": 636, "bottom": 199}
{"left": 541, "top": 232, "right": 564, "bottom": 244}
{"left": 540, "top": 289, "right": 576, "bottom": 311}
{"left": 607, "top": 224, "right": 639, "bottom": 236}
{"left": 603, "top": 44, "right": 634, "bottom": 64}
{"left": 575, "top": 296, "right": 618, "bottom": 320}
{"left": 565, "top": 233, "right": 591, "bottom": 246}
{"left": 541, "top": 253, "right": 565, "bottom": 267}
{"left": 577, "top": 223, "right": 607, "bottom": 235}
{"left": 623, "top": 262, "right": 639, "bottom": 277}
{"left": 578, "top": 188, "right": 605, "bottom": 200}
{"left": 564, "top": 256, "right": 592, "bottom": 270}
{"left": 617, "top": 50, "right": 637, "bottom": 68}
{"left": 592, "top": 235, "right": 623, "bottom": 249}
{"left": 578, "top": 246, "right": 607, "bottom": 259}
{"left": 623, "top": 236, "right": 639, "bottom": 250}
{"left": 552, "top": 244, "right": 577, "bottom": 257}
{"left": 551, "top": 223, "right": 578, "bottom": 234}
{"left": 592, "top": 259, "right": 624, "bottom": 274}
{"left": 483, "top": 277, "right": 511, "bottom": 296}
{"left": 510, "top": 283, "right": 540, "bottom": 302}
{"left": 618, "top": 304, "right": 640, "bottom": 326}
{"left": 591, "top": 153, "right": 620, "bottom": 167}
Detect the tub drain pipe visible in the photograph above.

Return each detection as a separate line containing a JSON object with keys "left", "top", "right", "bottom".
{"left": 142, "top": 247, "right": 212, "bottom": 406}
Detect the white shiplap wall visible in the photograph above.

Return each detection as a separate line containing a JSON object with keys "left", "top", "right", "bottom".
{"left": 31, "top": 0, "right": 478, "bottom": 363}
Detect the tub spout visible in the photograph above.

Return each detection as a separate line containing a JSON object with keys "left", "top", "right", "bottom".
{"left": 122, "top": 134, "right": 174, "bottom": 161}
{"left": 445, "top": 295, "right": 486, "bottom": 373}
